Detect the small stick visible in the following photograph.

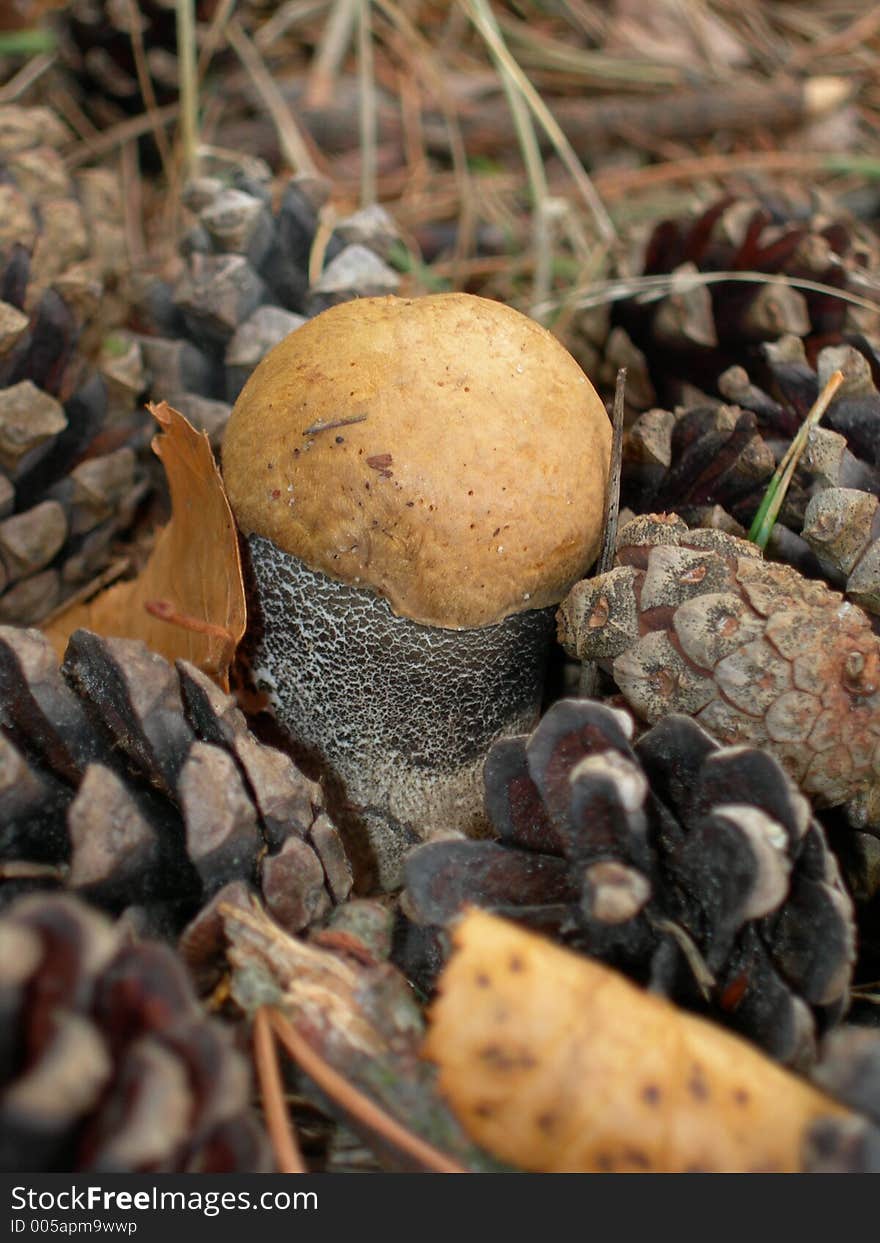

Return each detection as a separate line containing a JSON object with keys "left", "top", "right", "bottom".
{"left": 303, "top": 413, "right": 369, "bottom": 435}
{"left": 268, "top": 1009, "right": 468, "bottom": 1173}
{"left": 253, "top": 1007, "right": 307, "bottom": 1174}
{"left": 579, "top": 367, "right": 625, "bottom": 699}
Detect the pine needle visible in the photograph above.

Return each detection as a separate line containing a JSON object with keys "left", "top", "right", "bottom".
{"left": 253, "top": 1007, "right": 307, "bottom": 1174}
{"left": 268, "top": 1009, "right": 467, "bottom": 1174}
{"left": 747, "top": 369, "right": 845, "bottom": 550}
{"left": 225, "top": 15, "right": 318, "bottom": 175}
{"left": 175, "top": 0, "right": 200, "bottom": 180}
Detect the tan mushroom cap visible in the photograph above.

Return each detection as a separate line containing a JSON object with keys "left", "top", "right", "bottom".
{"left": 222, "top": 293, "right": 612, "bottom": 629}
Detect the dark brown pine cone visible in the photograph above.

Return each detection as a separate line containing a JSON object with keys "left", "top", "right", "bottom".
{"left": 0, "top": 891, "right": 272, "bottom": 1172}
{"left": 137, "top": 167, "right": 401, "bottom": 448}
{"left": 0, "top": 105, "right": 151, "bottom": 626}
{"left": 404, "top": 697, "right": 855, "bottom": 1067}
{"left": 56, "top": 0, "right": 183, "bottom": 132}
{"left": 0, "top": 626, "right": 352, "bottom": 952}
{"left": 611, "top": 195, "right": 878, "bottom": 409}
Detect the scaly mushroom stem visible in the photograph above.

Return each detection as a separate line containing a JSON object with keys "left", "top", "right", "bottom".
{"left": 246, "top": 538, "right": 554, "bottom": 889}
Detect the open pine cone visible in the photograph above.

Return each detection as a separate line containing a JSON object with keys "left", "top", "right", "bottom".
{"left": 558, "top": 514, "right": 880, "bottom": 833}
{"left": 138, "top": 167, "right": 401, "bottom": 447}
{"left": 0, "top": 892, "right": 271, "bottom": 1172}
{"left": 611, "top": 194, "right": 878, "bottom": 409}
{"left": 404, "top": 697, "right": 854, "bottom": 1067}
{"left": 0, "top": 105, "right": 151, "bottom": 627}
{"left": 0, "top": 626, "right": 352, "bottom": 948}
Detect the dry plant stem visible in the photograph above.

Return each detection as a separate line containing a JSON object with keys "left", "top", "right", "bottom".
{"left": 357, "top": 0, "right": 377, "bottom": 208}
{"left": 253, "top": 1007, "right": 307, "bottom": 1174}
{"left": 462, "top": 0, "right": 616, "bottom": 246}
{"left": 225, "top": 16, "right": 318, "bottom": 176}
{"left": 268, "top": 1010, "right": 468, "bottom": 1174}
{"left": 123, "top": 0, "right": 173, "bottom": 178}
{"left": 579, "top": 367, "right": 625, "bottom": 699}
{"left": 306, "top": 0, "right": 359, "bottom": 107}
{"left": 175, "top": 0, "right": 200, "bottom": 180}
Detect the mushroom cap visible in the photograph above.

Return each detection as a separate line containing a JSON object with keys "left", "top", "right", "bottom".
{"left": 222, "top": 293, "right": 612, "bottom": 629}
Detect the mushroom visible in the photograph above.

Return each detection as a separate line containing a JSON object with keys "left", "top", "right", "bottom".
{"left": 222, "top": 293, "right": 611, "bottom": 887}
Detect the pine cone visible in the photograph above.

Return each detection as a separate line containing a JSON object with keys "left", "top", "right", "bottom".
{"left": 804, "top": 1027, "right": 880, "bottom": 1172}
{"left": 610, "top": 195, "right": 877, "bottom": 409}
{"left": 558, "top": 514, "right": 880, "bottom": 832}
{"left": 56, "top": 0, "right": 182, "bottom": 132}
{"left": 404, "top": 697, "right": 854, "bottom": 1066}
{"left": 138, "top": 168, "right": 401, "bottom": 447}
{"left": 0, "top": 105, "right": 151, "bottom": 626}
{"left": 0, "top": 626, "right": 352, "bottom": 947}
{"left": 0, "top": 891, "right": 272, "bottom": 1172}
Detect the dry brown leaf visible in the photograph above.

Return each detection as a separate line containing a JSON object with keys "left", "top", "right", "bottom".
{"left": 44, "top": 402, "right": 246, "bottom": 689}
{"left": 422, "top": 910, "right": 848, "bottom": 1173}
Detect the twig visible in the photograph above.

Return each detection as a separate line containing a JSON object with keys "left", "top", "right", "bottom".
{"left": 579, "top": 368, "right": 625, "bottom": 699}
{"left": 268, "top": 1009, "right": 467, "bottom": 1174}
{"left": 253, "top": 1008, "right": 307, "bottom": 1174}
{"left": 225, "top": 15, "right": 318, "bottom": 175}
{"left": 463, "top": 0, "right": 551, "bottom": 314}
{"left": 748, "top": 370, "right": 845, "bottom": 550}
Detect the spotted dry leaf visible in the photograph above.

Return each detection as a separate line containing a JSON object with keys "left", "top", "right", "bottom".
{"left": 423, "top": 910, "right": 846, "bottom": 1173}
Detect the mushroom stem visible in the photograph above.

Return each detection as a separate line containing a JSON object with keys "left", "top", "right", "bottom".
{"left": 244, "top": 536, "right": 554, "bottom": 889}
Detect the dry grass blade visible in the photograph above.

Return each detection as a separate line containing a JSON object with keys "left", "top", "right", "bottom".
{"left": 533, "top": 269, "right": 880, "bottom": 321}
{"left": 175, "top": 0, "right": 199, "bottom": 179}
{"left": 253, "top": 1007, "right": 307, "bottom": 1174}
{"left": 463, "top": 0, "right": 616, "bottom": 247}
{"left": 462, "top": 0, "right": 549, "bottom": 312}
{"left": 0, "top": 51, "right": 56, "bottom": 103}
{"left": 268, "top": 1009, "right": 468, "bottom": 1174}
{"left": 357, "top": 0, "right": 377, "bottom": 207}
{"left": 306, "top": 0, "right": 358, "bottom": 107}
{"left": 225, "top": 15, "right": 318, "bottom": 175}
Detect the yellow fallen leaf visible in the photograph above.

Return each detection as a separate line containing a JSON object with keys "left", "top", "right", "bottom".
{"left": 422, "top": 910, "right": 847, "bottom": 1173}
{"left": 44, "top": 402, "right": 246, "bottom": 689}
